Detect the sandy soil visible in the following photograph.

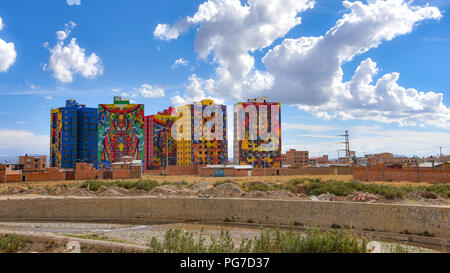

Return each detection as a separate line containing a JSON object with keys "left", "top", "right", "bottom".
{"left": 0, "top": 175, "right": 447, "bottom": 206}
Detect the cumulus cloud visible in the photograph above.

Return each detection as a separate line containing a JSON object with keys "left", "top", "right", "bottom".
{"left": 44, "top": 22, "right": 103, "bottom": 83}
{"left": 172, "top": 58, "right": 189, "bottom": 69}
{"left": 170, "top": 74, "right": 224, "bottom": 105}
{"left": 157, "top": 0, "right": 314, "bottom": 100}
{"left": 66, "top": 0, "right": 81, "bottom": 6}
{"left": 138, "top": 84, "right": 165, "bottom": 98}
{"left": 56, "top": 21, "right": 76, "bottom": 41}
{"left": 161, "top": 0, "right": 449, "bottom": 129}
{"left": 262, "top": 0, "right": 448, "bottom": 128}
{"left": 154, "top": 19, "right": 190, "bottom": 41}
{"left": 0, "top": 17, "right": 17, "bottom": 72}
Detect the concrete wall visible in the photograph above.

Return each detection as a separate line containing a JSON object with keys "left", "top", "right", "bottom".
{"left": 0, "top": 197, "right": 447, "bottom": 238}
{"left": 354, "top": 166, "right": 450, "bottom": 183}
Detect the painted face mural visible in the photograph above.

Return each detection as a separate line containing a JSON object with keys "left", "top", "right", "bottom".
{"left": 98, "top": 104, "right": 144, "bottom": 169}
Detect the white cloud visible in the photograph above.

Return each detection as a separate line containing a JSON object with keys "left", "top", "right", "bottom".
{"left": 283, "top": 123, "right": 336, "bottom": 132}
{"left": 138, "top": 84, "right": 165, "bottom": 98}
{"left": 15, "top": 121, "right": 27, "bottom": 125}
{"left": 67, "top": 0, "right": 81, "bottom": 6}
{"left": 170, "top": 74, "right": 224, "bottom": 105}
{"left": 172, "top": 58, "right": 189, "bottom": 69}
{"left": 56, "top": 21, "right": 76, "bottom": 41}
{"left": 45, "top": 22, "right": 103, "bottom": 83}
{"left": 156, "top": 0, "right": 314, "bottom": 99}
{"left": 0, "top": 129, "right": 49, "bottom": 156}
{"left": 262, "top": 0, "right": 448, "bottom": 128}
{"left": 285, "top": 128, "right": 450, "bottom": 158}
{"left": 0, "top": 17, "right": 17, "bottom": 72}
{"left": 160, "top": 0, "right": 449, "bottom": 130}
{"left": 153, "top": 19, "right": 189, "bottom": 41}
{"left": 44, "top": 96, "right": 53, "bottom": 100}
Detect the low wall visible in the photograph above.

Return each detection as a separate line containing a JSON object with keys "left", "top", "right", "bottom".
{"left": 168, "top": 166, "right": 200, "bottom": 175}
{"left": 5, "top": 174, "right": 21, "bottom": 182}
{"left": 354, "top": 167, "right": 450, "bottom": 183}
{"left": 0, "top": 197, "right": 447, "bottom": 238}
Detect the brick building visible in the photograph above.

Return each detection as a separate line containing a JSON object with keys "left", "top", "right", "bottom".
{"left": 309, "top": 155, "right": 329, "bottom": 166}
{"left": 19, "top": 155, "right": 47, "bottom": 173}
{"left": 282, "top": 149, "right": 309, "bottom": 167}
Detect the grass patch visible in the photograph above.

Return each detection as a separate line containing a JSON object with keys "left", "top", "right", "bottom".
{"left": 214, "top": 179, "right": 234, "bottom": 187}
{"left": 147, "top": 225, "right": 369, "bottom": 253}
{"left": 63, "top": 233, "right": 129, "bottom": 244}
{"left": 0, "top": 234, "right": 25, "bottom": 253}
{"left": 80, "top": 179, "right": 159, "bottom": 192}
{"left": 283, "top": 179, "right": 450, "bottom": 200}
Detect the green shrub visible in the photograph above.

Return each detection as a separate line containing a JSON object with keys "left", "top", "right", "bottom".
{"left": 147, "top": 226, "right": 369, "bottom": 253}
{"left": 246, "top": 182, "right": 270, "bottom": 192}
{"left": 135, "top": 180, "right": 158, "bottom": 191}
{"left": 0, "top": 234, "right": 25, "bottom": 253}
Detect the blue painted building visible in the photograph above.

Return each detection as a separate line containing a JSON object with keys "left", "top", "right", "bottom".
{"left": 77, "top": 107, "right": 98, "bottom": 166}
{"left": 50, "top": 99, "right": 98, "bottom": 169}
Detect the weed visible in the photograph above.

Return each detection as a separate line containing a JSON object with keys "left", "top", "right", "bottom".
{"left": 147, "top": 226, "right": 369, "bottom": 253}
{"left": 0, "top": 234, "right": 25, "bottom": 253}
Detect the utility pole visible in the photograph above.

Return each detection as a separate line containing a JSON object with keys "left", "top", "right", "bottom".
{"left": 338, "top": 130, "right": 351, "bottom": 166}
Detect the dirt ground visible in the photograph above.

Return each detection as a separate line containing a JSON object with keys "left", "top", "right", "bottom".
{"left": 0, "top": 174, "right": 448, "bottom": 206}
{"left": 0, "top": 174, "right": 439, "bottom": 188}
{"left": 0, "top": 222, "right": 439, "bottom": 253}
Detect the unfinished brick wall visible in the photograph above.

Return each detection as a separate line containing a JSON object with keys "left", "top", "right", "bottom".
{"left": 354, "top": 166, "right": 450, "bottom": 183}
{"left": 112, "top": 169, "right": 130, "bottom": 179}
{"left": 5, "top": 174, "right": 21, "bottom": 182}
{"left": 0, "top": 164, "right": 5, "bottom": 183}
{"left": 75, "top": 163, "right": 101, "bottom": 180}
{"left": 47, "top": 168, "right": 66, "bottom": 181}
{"left": 167, "top": 166, "right": 200, "bottom": 175}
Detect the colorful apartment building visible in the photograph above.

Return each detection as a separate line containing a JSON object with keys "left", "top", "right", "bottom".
{"left": 233, "top": 97, "right": 282, "bottom": 168}
{"left": 176, "top": 99, "right": 228, "bottom": 166}
{"left": 144, "top": 107, "right": 178, "bottom": 170}
{"left": 50, "top": 99, "right": 98, "bottom": 169}
{"left": 97, "top": 97, "right": 144, "bottom": 169}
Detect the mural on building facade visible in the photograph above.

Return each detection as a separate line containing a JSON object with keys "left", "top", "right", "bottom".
{"left": 50, "top": 108, "right": 62, "bottom": 167}
{"left": 235, "top": 102, "right": 281, "bottom": 168}
{"left": 98, "top": 103, "right": 144, "bottom": 169}
{"left": 145, "top": 107, "right": 178, "bottom": 170}
{"left": 175, "top": 100, "right": 227, "bottom": 166}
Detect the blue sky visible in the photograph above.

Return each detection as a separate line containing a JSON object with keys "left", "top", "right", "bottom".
{"left": 0, "top": 0, "right": 450, "bottom": 161}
